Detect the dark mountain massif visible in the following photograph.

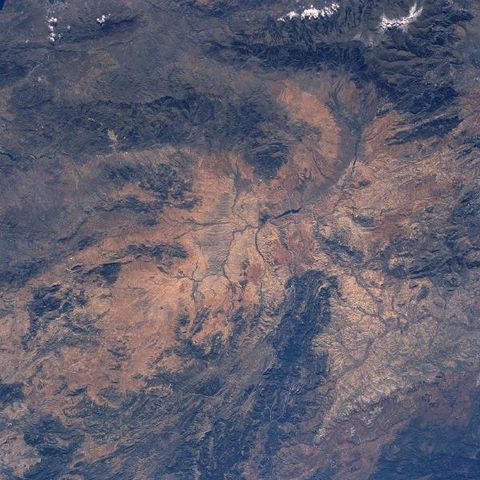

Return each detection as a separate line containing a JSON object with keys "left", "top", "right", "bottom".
{"left": 1, "top": 0, "right": 480, "bottom": 478}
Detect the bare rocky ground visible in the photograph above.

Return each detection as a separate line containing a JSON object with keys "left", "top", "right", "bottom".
{"left": 1, "top": 0, "right": 480, "bottom": 478}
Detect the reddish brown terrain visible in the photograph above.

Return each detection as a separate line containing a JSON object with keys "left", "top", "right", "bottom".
{"left": 1, "top": 0, "right": 480, "bottom": 478}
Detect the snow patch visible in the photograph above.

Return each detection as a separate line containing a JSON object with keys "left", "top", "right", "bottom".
{"left": 379, "top": 2, "right": 423, "bottom": 31}
{"left": 285, "top": 11, "right": 299, "bottom": 20}
{"left": 47, "top": 16, "right": 58, "bottom": 43}
{"left": 278, "top": 2, "right": 340, "bottom": 22}
{"left": 96, "top": 14, "right": 111, "bottom": 25}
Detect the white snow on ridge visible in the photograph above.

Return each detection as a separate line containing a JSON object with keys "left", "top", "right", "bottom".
{"left": 278, "top": 2, "right": 340, "bottom": 22}
{"left": 379, "top": 2, "right": 423, "bottom": 31}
